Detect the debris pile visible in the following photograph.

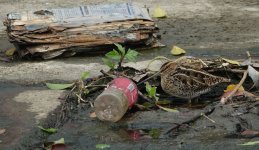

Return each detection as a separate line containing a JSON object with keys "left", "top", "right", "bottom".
{"left": 4, "top": 3, "right": 159, "bottom": 59}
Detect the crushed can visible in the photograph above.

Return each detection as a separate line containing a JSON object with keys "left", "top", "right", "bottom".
{"left": 94, "top": 77, "right": 138, "bottom": 122}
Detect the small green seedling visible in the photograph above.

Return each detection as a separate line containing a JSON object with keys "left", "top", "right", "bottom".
{"left": 102, "top": 43, "right": 138, "bottom": 70}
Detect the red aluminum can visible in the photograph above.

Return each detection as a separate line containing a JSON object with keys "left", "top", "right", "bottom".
{"left": 94, "top": 77, "right": 138, "bottom": 122}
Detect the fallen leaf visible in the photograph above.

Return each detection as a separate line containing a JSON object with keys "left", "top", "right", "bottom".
{"left": 248, "top": 65, "right": 259, "bottom": 88}
{"left": 256, "top": 98, "right": 259, "bottom": 101}
{"left": 80, "top": 71, "right": 90, "bottom": 80}
{"left": 148, "top": 129, "right": 160, "bottom": 139}
{"left": 156, "top": 104, "right": 179, "bottom": 113}
{"left": 221, "top": 84, "right": 246, "bottom": 101}
{"left": 0, "top": 56, "right": 11, "bottom": 62}
{"left": 222, "top": 63, "right": 229, "bottom": 67}
{"left": 89, "top": 112, "right": 97, "bottom": 118}
{"left": 240, "top": 58, "right": 252, "bottom": 66}
{"left": 171, "top": 46, "right": 186, "bottom": 56}
{"left": 221, "top": 91, "right": 243, "bottom": 99}
{"left": 46, "top": 83, "right": 74, "bottom": 90}
{"left": 221, "top": 57, "right": 240, "bottom": 65}
{"left": 0, "top": 128, "right": 6, "bottom": 135}
{"left": 44, "top": 138, "right": 65, "bottom": 150}
{"left": 152, "top": 5, "right": 167, "bottom": 18}
{"left": 132, "top": 73, "right": 147, "bottom": 82}
{"left": 38, "top": 126, "right": 58, "bottom": 134}
{"left": 238, "top": 140, "right": 259, "bottom": 146}
{"left": 96, "top": 144, "right": 110, "bottom": 149}
{"left": 54, "top": 138, "right": 65, "bottom": 145}
{"left": 5, "top": 48, "right": 16, "bottom": 56}
{"left": 224, "top": 84, "right": 245, "bottom": 93}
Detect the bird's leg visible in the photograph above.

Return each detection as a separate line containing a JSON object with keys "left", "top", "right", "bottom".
{"left": 194, "top": 97, "right": 199, "bottom": 103}
{"left": 187, "top": 98, "right": 192, "bottom": 106}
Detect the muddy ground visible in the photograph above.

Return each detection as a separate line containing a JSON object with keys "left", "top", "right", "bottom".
{"left": 0, "top": 0, "right": 259, "bottom": 150}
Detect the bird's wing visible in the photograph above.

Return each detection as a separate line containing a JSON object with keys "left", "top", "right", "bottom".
{"left": 171, "top": 66, "right": 229, "bottom": 88}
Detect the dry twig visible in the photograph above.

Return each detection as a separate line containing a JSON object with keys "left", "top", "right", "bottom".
{"left": 220, "top": 70, "right": 248, "bottom": 104}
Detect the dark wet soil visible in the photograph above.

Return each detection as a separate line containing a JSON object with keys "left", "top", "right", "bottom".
{"left": 44, "top": 97, "right": 259, "bottom": 150}
{"left": 8, "top": 83, "right": 258, "bottom": 150}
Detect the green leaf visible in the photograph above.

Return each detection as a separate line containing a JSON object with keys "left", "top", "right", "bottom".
{"left": 5, "top": 48, "right": 16, "bottom": 56}
{"left": 156, "top": 104, "right": 179, "bottom": 113}
{"left": 145, "top": 82, "right": 152, "bottom": 92}
{"left": 45, "top": 83, "right": 74, "bottom": 90}
{"left": 239, "top": 140, "right": 259, "bottom": 146}
{"left": 156, "top": 100, "right": 171, "bottom": 105}
{"left": 38, "top": 126, "right": 57, "bottom": 133}
{"left": 96, "top": 144, "right": 110, "bottom": 149}
{"left": 143, "top": 102, "right": 155, "bottom": 108}
{"left": 80, "top": 71, "right": 90, "bottom": 80}
{"left": 114, "top": 43, "right": 125, "bottom": 56}
{"left": 125, "top": 49, "right": 138, "bottom": 62}
{"left": 105, "top": 50, "right": 121, "bottom": 60}
{"left": 54, "top": 138, "right": 65, "bottom": 144}
{"left": 149, "top": 129, "right": 160, "bottom": 139}
{"left": 83, "top": 89, "right": 90, "bottom": 95}
{"left": 102, "top": 58, "right": 115, "bottom": 69}
{"left": 145, "top": 82, "right": 159, "bottom": 100}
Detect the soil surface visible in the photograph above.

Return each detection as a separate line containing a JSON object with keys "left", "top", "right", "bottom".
{"left": 0, "top": 0, "right": 259, "bottom": 150}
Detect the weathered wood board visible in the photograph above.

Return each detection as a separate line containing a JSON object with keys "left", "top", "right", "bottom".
{"left": 4, "top": 3, "right": 160, "bottom": 59}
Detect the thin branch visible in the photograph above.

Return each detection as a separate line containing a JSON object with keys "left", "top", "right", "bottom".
{"left": 163, "top": 106, "right": 215, "bottom": 135}
{"left": 85, "top": 85, "right": 107, "bottom": 88}
{"left": 100, "top": 69, "right": 116, "bottom": 79}
{"left": 137, "top": 71, "right": 161, "bottom": 86}
{"left": 138, "top": 91, "right": 153, "bottom": 102}
{"left": 220, "top": 70, "right": 248, "bottom": 104}
{"left": 146, "top": 56, "right": 171, "bottom": 71}
{"left": 201, "top": 113, "right": 216, "bottom": 123}
{"left": 75, "top": 93, "right": 87, "bottom": 102}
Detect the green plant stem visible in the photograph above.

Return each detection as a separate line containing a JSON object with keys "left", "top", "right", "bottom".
{"left": 118, "top": 53, "right": 125, "bottom": 71}
{"left": 85, "top": 85, "right": 107, "bottom": 88}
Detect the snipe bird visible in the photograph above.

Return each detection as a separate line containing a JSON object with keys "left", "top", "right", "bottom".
{"left": 160, "top": 56, "right": 230, "bottom": 102}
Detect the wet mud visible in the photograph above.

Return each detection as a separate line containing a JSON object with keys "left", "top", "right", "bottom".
{"left": 0, "top": 83, "right": 47, "bottom": 149}
{"left": 11, "top": 86, "right": 259, "bottom": 150}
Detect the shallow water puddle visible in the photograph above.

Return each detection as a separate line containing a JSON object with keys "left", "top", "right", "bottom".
{"left": 0, "top": 83, "right": 45, "bottom": 149}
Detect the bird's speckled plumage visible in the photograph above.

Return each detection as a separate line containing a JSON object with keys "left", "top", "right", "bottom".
{"left": 160, "top": 57, "right": 230, "bottom": 99}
